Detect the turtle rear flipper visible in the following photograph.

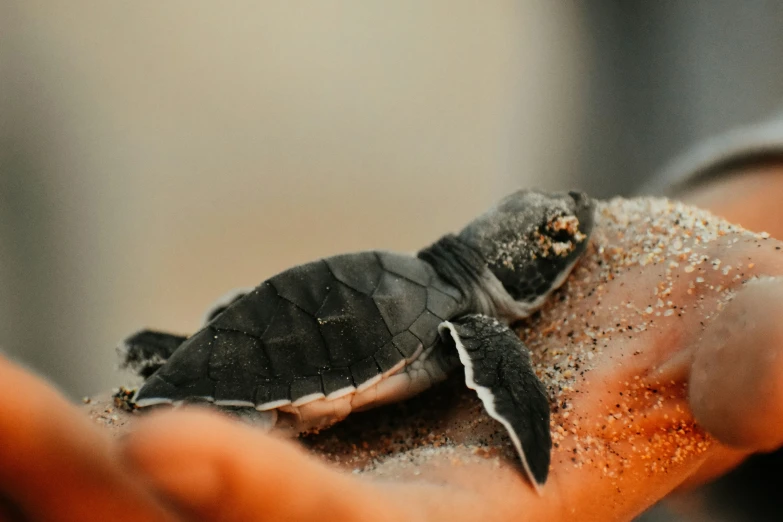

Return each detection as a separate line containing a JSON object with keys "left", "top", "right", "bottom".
{"left": 119, "top": 329, "right": 187, "bottom": 379}
{"left": 440, "top": 314, "right": 552, "bottom": 490}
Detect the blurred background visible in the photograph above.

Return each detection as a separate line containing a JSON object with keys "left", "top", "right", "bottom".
{"left": 2, "top": 0, "right": 783, "bottom": 409}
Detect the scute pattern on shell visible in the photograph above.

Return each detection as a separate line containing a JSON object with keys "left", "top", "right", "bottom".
{"left": 134, "top": 252, "right": 467, "bottom": 408}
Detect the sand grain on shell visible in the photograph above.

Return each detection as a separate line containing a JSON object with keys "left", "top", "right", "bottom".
{"left": 301, "top": 197, "right": 776, "bottom": 481}
{"left": 520, "top": 197, "right": 770, "bottom": 483}
{"left": 87, "top": 197, "right": 778, "bottom": 487}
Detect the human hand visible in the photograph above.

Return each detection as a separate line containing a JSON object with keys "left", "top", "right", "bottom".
{"left": 0, "top": 355, "right": 176, "bottom": 522}
{"left": 115, "top": 197, "right": 783, "bottom": 521}
{"left": 3, "top": 196, "right": 783, "bottom": 522}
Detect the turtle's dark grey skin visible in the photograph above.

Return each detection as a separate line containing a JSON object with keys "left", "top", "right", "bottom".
{"left": 120, "top": 189, "right": 594, "bottom": 489}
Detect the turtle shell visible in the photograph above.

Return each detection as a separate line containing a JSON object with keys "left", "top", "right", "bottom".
{"left": 134, "top": 252, "right": 467, "bottom": 408}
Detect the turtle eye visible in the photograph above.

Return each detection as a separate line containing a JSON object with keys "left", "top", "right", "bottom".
{"left": 538, "top": 212, "right": 586, "bottom": 254}
{"left": 457, "top": 189, "right": 595, "bottom": 304}
{"left": 487, "top": 210, "right": 592, "bottom": 304}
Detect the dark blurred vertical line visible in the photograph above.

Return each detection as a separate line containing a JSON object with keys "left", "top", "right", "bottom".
{"left": 593, "top": 4, "right": 783, "bottom": 519}
{"left": 630, "top": 0, "right": 783, "bottom": 182}
{"left": 574, "top": 0, "right": 783, "bottom": 199}
{"left": 0, "top": 2, "right": 68, "bottom": 389}
{"left": 569, "top": 1, "right": 632, "bottom": 197}
{"left": 0, "top": 1, "right": 18, "bottom": 360}
{"left": 570, "top": 1, "right": 673, "bottom": 198}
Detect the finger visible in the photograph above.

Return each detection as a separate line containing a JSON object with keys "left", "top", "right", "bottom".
{"left": 673, "top": 445, "right": 748, "bottom": 489}
{"left": 689, "top": 276, "right": 783, "bottom": 452}
{"left": 121, "top": 409, "right": 405, "bottom": 521}
{"left": 511, "top": 227, "right": 783, "bottom": 514}
{"left": 120, "top": 409, "right": 505, "bottom": 522}
{"left": 0, "top": 356, "right": 175, "bottom": 522}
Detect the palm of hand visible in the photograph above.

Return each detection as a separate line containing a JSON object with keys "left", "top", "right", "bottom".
{"left": 2, "top": 197, "right": 782, "bottom": 522}
{"left": 299, "top": 197, "right": 781, "bottom": 521}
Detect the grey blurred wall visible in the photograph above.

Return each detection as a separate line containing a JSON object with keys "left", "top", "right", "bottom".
{"left": 576, "top": 1, "right": 783, "bottom": 196}
{"left": 1, "top": 1, "right": 783, "bottom": 400}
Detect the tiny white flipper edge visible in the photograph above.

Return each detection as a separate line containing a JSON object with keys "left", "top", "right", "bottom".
{"left": 256, "top": 399, "right": 291, "bottom": 411}
{"left": 439, "top": 321, "right": 544, "bottom": 494}
{"left": 133, "top": 396, "right": 174, "bottom": 408}
{"left": 326, "top": 386, "right": 357, "bottom": 401}
{"left": 201, "top": 286, "right": 254, "bottom": 325}
{"left": 215, "top": 399, "right": 255, "bottom": 407}
{"left": 292, "top": 392, "right": 326, "bottom": 407}
{"left": 133, "top": 394, "right": 216, "bottom": 408}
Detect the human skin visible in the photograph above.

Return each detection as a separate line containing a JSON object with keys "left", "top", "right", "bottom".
{"left": 1, "top": 168, "right": 783, "bottom": 522}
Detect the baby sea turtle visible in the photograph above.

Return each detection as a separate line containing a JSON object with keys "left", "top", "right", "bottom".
{"left": 120, "top": 189, "right": 594, "bottom": 489}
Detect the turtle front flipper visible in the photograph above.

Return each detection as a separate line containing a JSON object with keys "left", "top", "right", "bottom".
{"left": 201, "top": 288, "right": 252, "bottom": 324}
{"left": 439, "top": 314, "right": 552, "bottom": 490}
{"left": 119, "top": 329, "right": 187, "bottom": 379}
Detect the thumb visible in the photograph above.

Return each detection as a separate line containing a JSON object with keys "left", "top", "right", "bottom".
{"left": 688, "top": 277, "right": 783, "bottom": 452}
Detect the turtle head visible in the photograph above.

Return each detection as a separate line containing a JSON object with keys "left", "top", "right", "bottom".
{"left": 458, "top": 190, "right": 594, "bottom": 305}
